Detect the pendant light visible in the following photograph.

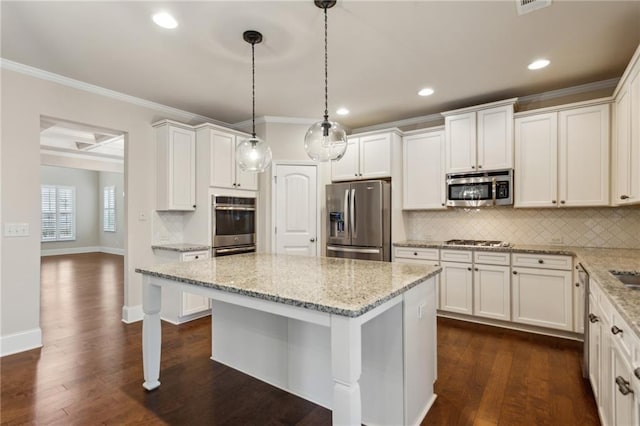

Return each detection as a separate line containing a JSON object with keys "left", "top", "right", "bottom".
{"left": 236, "top": 30, "right": 272, "bottom": 173}
{"left": 304, "top": 0, "right": 348, "bottom": 162}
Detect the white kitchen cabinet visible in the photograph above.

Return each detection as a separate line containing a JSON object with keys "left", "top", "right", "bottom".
{"left": 515, "top": 102, "right": 610, "bottom": 208}
{"left": 331, "top": 130, "right": 397, "bottom": 181}
{"left": 443, "top": 99, "right": 516, "bottom": 173}
{"left": 511, "top": 266, "right": 573, "bottom": 331}
{"left": 153, "top": 248, "right": 211, "bottom": 324}
{"left": 613, "top": 45, "right": 640, "bottom": 206}
{"left": 588, "top": 292, "right": 602, "bottom": 403}
{"left": 402, "top": 128, "right": 446, "bottom": 210}
{"left": 440, "top": 261, "right": 473, "bottom": 314}
{"left": 154, "top": 120, "right": 196, "bottom": 211}
{"left": 199, "top": 125, "right": 257, "bottom": 191}
{"left": 473, "top": 263, "right": 510, "bottom": 321}
{"left": 394, "top": 246, "right": 440, "bottom": 310}
{"left": 611, "top": 337, "right": 636, "bottom": 426}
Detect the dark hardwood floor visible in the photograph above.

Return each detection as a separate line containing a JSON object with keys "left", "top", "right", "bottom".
{"left": 1, "top": 253, "right": 599, "bottom": 425}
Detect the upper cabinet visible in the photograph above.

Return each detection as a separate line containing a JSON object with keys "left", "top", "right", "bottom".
{"left": 196, "top": 124, "right": 258, "bottom": 191}
{"left": 402, "top": 128, "right": 446, "bottom": 210}
{"left": 331, "top": 130, "right": 397, "bottom": 181}
{"left": 154, "top": 120, "right": 196, "bottom": 211}
{"left": 613, "top": 45, "right": 640, "bottom": 205}
{"left": 442, "top": 99, "right": 516, "bottom": 173}
{"left": 515, "top": 102, "right": 610, "bottom": 208}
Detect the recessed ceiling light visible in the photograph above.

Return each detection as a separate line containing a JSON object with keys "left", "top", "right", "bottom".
{"left": 336, "top": 108, "right": 349, "bottom": 115}
{"left": 153, "top": 12, "right": 178, "bottom": 29}
{"left": 528, "top": 59, "right": 550, "bottom": 70}
{"left": 418, "top": 88, "right": 434, "bottom": 97}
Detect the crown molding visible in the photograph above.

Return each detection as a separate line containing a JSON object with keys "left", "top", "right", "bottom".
{"left": 518, "top": 78, "right": 619, "bottom": 105}
{"left": 233, "top": 116, "right": 319, "bottom": 129}
{"left": 0, "top": 58, "right": 229, "bottom": 127}
{"left": 613, "top": 44, "right": 640, "bottom": 98}
{"left": 352, "top": 112, "right": 442, "bottom": 134}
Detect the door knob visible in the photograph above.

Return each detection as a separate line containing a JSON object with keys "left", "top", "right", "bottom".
{"left": 310, "top": 238, "right": 316, "bottom": 242}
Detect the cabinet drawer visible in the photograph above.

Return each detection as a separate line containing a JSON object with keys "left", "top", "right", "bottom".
{"left": 474, "top": 251, "right": 510, "bottom": 266}
{"left": 611, "top": 309, "right": 635, "bottom": 360}
{"left": 395, "top": 247, "right": 439, "bottom": 261}
{"left": 441, "top": 249, "right": 473, "bottom": 263}
{"left": 182, "top": 251, "right": 210, "bottom": 262}
{"left": 511, "top": 253, "right": 572, "bottom": 270}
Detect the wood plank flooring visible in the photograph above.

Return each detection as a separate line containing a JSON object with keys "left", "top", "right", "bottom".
{"left": 0, "top": 253, "right": 599, "bottom": 425}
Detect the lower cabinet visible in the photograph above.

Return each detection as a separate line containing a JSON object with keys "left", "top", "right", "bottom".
{"left": 154, "top": 249, "right": 212, "bottom": 324}
{"left": 394, "top": 247, "right": 440, "bottom": 310}
{"left": 611, "top": 338, "right": 636, "bottom": 426}
{"left": 473, "top": 263, "right": 511, "bottom": 321}
{"left": 440, "top": 261, "right": 473, "bottom": 314}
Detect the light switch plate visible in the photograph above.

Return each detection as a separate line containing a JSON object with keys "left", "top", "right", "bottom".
{"left": 4, "top": 223, "right": 30, "bottom": 237}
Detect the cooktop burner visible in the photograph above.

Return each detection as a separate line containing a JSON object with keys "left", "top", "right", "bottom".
{"left": 445, "top": 239, "right": 511, "bottom": 247}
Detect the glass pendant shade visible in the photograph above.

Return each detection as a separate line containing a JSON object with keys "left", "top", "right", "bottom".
{"left": 236, "top": 136, "right": 272, "bottom": 173}
{"left": 304, "top": 119, "right": 347, "bottom": 162}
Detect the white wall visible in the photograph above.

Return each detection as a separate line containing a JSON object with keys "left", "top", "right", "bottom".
{"left": 1, "top": 69, "right": 209, "bottom": 354}
{"left": 40, "top": 165, "right": 99, "bottom": 251}
{"left": 99, "top": 171, "right": 124, "bottom": 251}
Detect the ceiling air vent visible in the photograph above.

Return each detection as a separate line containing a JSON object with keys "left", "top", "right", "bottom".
{"left": 75, "top": 142, "right": 94, "bottom": 150}
{"left": 516, "top": 0, "right": 552, "bottom": 15}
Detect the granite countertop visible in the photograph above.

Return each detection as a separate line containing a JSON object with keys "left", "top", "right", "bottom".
{"left": 151, "top": 243, "right": 211, "bottom": 253}
{"left": 136, "top": 253, "right": 441, "bottom": 318}
{"left": 394, "top": 240, "right": 640, "bottom": 338}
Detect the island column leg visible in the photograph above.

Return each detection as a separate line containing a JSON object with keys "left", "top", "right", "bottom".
{"left": 142, "top": 277, "right": 162, "bottom": 391}
{"left": 330, "top": 315, "right": 362, "bottom": 426}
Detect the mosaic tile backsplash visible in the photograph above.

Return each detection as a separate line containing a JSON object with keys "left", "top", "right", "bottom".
{"left": 404, "top": 206, "right": 640, "bottom": 249}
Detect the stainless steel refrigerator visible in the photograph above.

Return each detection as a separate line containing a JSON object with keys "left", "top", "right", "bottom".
{"left": 326, "top": 180, "right": 391, "bottom": 262}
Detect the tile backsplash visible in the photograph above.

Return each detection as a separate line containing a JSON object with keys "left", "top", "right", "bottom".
{"left": 404, "top": 206, "right": 640, "bottom": 249}
{"left": 152, "top": 211, "right": 185, "bottom": 244}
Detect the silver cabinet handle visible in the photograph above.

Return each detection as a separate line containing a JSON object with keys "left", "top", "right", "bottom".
{"left": 612, "top": 325, "right": 623, "bottom": 335}
{"left": 589, "top": 313, "right": 599, "bottom": 323}
{"left": 616, "top": 376, "right": 634, "bottom": 395}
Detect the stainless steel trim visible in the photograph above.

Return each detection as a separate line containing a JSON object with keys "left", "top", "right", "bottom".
{"left": 213, "top": 245, "right": 256, "bottom": 256}
{"left": 344, "top": 189, "right": 349, "bottom": 237}
{"left": 579, "top": 262, "right": 590, "bottom": 379}
{"left": 491, "top": 177, "right": 497, "bottom": 206}
{"left": 327, "top": 246, "right": 381, "bottom": 254}
{"left": 215, "top": 206, "right": 256, "bottom": 211}
{"left": 350, "top": 188, "right": 356, "bottom": 239}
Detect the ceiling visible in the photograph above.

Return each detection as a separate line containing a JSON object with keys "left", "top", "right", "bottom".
{"left": 2, "top": 1, "right": 640, "bottom": 130}
{"left": 40, "top": 117, "right": 124, "bottom": 159}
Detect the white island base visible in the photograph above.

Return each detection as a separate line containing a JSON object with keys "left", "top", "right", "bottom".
{"left": 141, "top": 275, "right": 437, "bottom": 425}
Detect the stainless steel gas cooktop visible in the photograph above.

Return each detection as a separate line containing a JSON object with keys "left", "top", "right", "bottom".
{"left": 445, "top": 239, "right": 511, "bottom": 248}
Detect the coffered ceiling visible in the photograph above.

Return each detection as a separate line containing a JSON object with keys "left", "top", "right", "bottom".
{"left": 2, "top": 1, "right": 639, "bottom": 129}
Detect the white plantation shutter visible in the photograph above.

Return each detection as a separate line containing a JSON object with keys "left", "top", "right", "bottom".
{"left": 41, "top": 185, "right": 76, "bottom": 241}
{"left": 103, "top": 186, "right": 116, "bottom": 232}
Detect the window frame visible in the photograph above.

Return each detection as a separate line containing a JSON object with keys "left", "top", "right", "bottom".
{"left": 41, "top": 185, "right": 76, "bottom": 242}
{"left": 103, "top": 185, "right": 116, "bottom": 233}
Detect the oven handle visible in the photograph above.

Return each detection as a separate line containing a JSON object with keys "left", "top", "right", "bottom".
{"left": 215, "top": 206, "right": 256, "bottom": 211}
{"left": 492, "top": 177, "right": 497, "bottom": 206}
{"left": 213, "top": 245, "right": 256, "bottom": 255}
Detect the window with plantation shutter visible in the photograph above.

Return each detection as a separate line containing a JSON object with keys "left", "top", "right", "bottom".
{"left": 103, "top": 186, "right": 116, "bottom": 232}
{"left": 41, "top": 185, "right": 76, "bottom": 242}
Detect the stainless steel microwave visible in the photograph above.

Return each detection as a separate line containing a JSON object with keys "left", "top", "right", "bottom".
{"left": 446, "top": 169, "right": 513, "bottom": 207}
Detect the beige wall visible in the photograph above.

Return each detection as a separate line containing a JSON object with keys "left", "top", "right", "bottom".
{"left": 1, "top": 69, "right": 207, "bottom": 348}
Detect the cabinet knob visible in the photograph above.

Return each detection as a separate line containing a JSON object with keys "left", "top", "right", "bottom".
{"left": 560, "top": 200, "right": 565, "bottom": 204}
{"left": 616, "top": 376, "right": 634, "bottom": 396}
{"left": 467, "top": 267, "right": 472, "bottom": 271}
{"left": 478, "top": 165, "right": 482, "bottom": 169}
{"left": 471, "top": 165, "right": 476, "bottom": 169}
{"left": 310, "top": 238, "right": 316, "bottom": 242}
{"left": 195, "top": 255, "right": 199, "bottom": 259}
{"left": 359, "top": 173, "right": 363, "bottom": 176}
{"left": 552, "top": 200, "right": 557, "bottom": 204}
{"left": 441, "top": 203, "right": 445, "bottom": 207}
{"left": 233, "top": 183, "right": 237, "bottom": 187}
{"left": 474, "top": 267, "right": 479, "bottom": 271}
{"left": 575, "top": 282, "right": 580, "bottom": 287}
{"left": 589, "top": 313, "right": 600, "bottom": 323}
{"left": 620, "top": 195, "right": 630, "bottom": 200}
{"left": 354, "top": 173, "right": 358, "bottom": 177}
{"left": 513, "top": 270, "right": 518, "bottom": 275}
{"left": 611, "top": 325, "right": 623, "bottom": 335}
{"left": 237, "top": 183, "right": 241, "bottom": 187}
{"left": 634, "top": 368, "right": 640, "bottom": 380}
{"left": 538, "top": 259, "right": 544, "bottom": 264}
{"left": 413, "top": 252, "right": 418, "bottom": 256}
{"left": 193, "top": 204, "right": 196, "bottom": 208}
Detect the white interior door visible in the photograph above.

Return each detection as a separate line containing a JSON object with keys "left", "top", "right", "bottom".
{"left": 274, "top": 164, "right": 318, "bottom": 256}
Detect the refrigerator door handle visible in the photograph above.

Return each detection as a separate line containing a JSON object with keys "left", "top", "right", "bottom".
{"left": 327, "top": 246, "right": 381, "bottom": 254}
{"left": 350, "top": 188, "right": 356, "bottom": 239}
{"left": 344, "top": 189, "right": 350, "bottom": 235}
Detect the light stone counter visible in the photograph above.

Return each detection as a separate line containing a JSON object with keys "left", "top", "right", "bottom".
{"left": 394, "top": 240, "right": 640, "bottom": 338}
{"left": 151, "top": 243, "right": 211, "bottom": 253}
{"left": 136, "top": 252, "right": 441, "bottom": 318}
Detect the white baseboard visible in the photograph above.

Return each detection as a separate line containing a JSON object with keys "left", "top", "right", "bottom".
{"left": 41, "top": 246, "right": 124, "bottom": 256}
{"left": 122, "top": 304, "right": 143, "bottom": 323}
{"left": 1, "top": 328, "right": 42, "bottom": 357}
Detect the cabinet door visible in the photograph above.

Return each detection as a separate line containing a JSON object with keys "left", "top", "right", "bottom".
{"left": 445, "top": 112, "right": 476, "bottom": 173}
{"left": 588, "top": 295, "right": 602, "bottom": 403}
{"left": 359, "top": 133, "right": 391, "bottom": 179}
{"left": 331, "top": 137, "right": 359, "bottom": 181}
{"left": 473, "top": 264, "right": 510, "bottom": 321}
{"left": 600, "top": 304, "right": 615, "bottom": 426}
{"left": 629, "top": 64, "right": 640, "bottom": 204}
{"left": 574, "top": 273, "right": 585, "bottom": 333}
{"left": 611, "top": 340, "right": 635, "bottom": 426}
{"left": 181, "top": 251, "right": 211, "bottom": 317}
{"left": 440, "top": 262, "right": 473, "bottom": 314}
{"left": 615, "top": 86, "right": 632, "bottom": 205}
{"left": 558, "top": 104, "right": 610, "bottom": 206}
{"left": 514, "top": 113, "right": 558, "bottom": 208}
{"left": 169, "top": 126, "right": 196, "bottom": 210}
{"left": 512, "top": 267, "right": 573, "bottom": 331}
{"left": 477, "top": 105, "right": 513, "bottom": 171}
{"left": 403, "top": 131, "right": 446, "bottom": 210}
{"left": 234, "top": 138, "right": 258, "bottom": 191}
{"left": 210, "top": 131, "right": 236, "bottom": 188}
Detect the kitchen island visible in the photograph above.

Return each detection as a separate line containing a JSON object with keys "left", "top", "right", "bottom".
{"left": 136, "top": 253, "right": 441, "bottom": 425}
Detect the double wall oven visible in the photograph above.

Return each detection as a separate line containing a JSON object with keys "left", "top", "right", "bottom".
{"left": 211, "top": 195, "right": 256, "bottom": 257}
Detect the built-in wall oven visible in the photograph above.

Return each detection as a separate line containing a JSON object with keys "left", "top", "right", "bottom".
{"left": 211, "top": 195, "right": 256, "bottom": 257}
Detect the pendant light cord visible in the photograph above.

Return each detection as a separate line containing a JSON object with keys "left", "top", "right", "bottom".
{"left": 323, "top": 5, "right": 329, "bottom": 122}
{"left": 251, "top": 40, "right": 256, "bottom": 138}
